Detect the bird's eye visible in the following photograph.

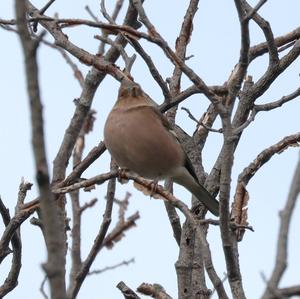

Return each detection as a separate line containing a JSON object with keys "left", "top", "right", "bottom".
{"left": 131, "top": 86, "right": 142, "bottom": 97}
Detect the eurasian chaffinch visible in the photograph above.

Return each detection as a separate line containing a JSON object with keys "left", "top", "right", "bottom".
{"left": 104, "top": 79, "right": 219, "bottom": 216}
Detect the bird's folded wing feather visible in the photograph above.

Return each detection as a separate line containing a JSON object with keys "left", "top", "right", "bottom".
{"left": 146, "top": 105, "right": 200, "bottom": 183}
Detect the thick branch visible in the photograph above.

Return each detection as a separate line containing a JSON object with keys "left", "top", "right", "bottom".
{"left": 15, "top": 1, "right": 67, "bottom": 298}
{"left": 219, "top": 116, "right": 246, "bottom": 299}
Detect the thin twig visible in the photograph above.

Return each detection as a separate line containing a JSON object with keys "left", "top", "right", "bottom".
{"left": 85, "top": 6, "right": 99, "bottom": 22}
{"left": 79, "top": 198, "right": 98, "bottom": 214}
{"left": 100, "top": 0, "right": 115, "bottom": 24}
{"left": 102, "top": 212, "right": 140, "bottom": 249}
{"left": 33, "top": 0, "right": 56, "bottom": 32}
{"left": 111, "top": 0, "right": 125, "bottom": 22}
{"left": 40, "top": 0, "right": 56, "bottom": 15}
{"left": 94, "top": 34, "right": 136, "bottom": 72}
{"left": 64, "top": 142, "right": 106, "bottom": 186}
{"left": 181, "top": 107, "right": 222, "bottom": 133}
{"left": 41, "top": 39, "right": 85, "bottom": 87}
{"left": 199, "top": 219, "right": 254, "bottom": 232}
{"left": 88, "top": 258, "right": 134, "bottom": 275}
{"left": 128, "top": 38, "right": 171, "bottom": 101}
{"left": 245, "top": 0, "right": 268, "bottom": 20}
{"left": 233, "top": 108, "right": 257, "bottom": 135}
{"left": 40, "top": 276, "right": 49, "bottom": 299}
{"left": 181, "top": 106, "right": 199, "bottom": 124}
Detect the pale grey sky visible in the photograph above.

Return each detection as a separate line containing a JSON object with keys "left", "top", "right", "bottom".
{"left": 0, "top": 1, "right": 299, "bottom": 298}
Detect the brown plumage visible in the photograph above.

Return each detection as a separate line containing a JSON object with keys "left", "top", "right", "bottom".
{"left": 104, "top": 79, "right": 219, "bottom": 216}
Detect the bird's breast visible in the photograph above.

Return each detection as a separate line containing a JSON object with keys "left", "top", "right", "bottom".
{"left": 104, "top": 108, "right": 184, "bottom": 180}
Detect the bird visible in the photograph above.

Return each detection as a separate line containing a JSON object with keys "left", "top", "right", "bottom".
{"left": 104, "top": 78, "right": 219, "bottom": 216}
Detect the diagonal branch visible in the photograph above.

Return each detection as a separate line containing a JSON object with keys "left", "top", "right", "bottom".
{"left": 64, "top": 141, "right": 106, "bottom": 185}
{"left": 236, "top": 132, "right": 300, "bottom": 188}
{"left": 128, "top": 38, "right": 171, "bottom": 101}
{"left": 255, "top": 87, "right": 300, "bottom": 112}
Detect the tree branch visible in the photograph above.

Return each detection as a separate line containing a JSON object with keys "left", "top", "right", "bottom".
{"left": 255, "top": 87, "right": 300, "bottom": 112}
{"left": 15, "top": 1, "right": 67, "bottom": 298}
{"left": 137, "top": 282, "right": 172, "bottom": 299}
{"left": 67, "top": 161, "right": 117, "bottom": 299}
{"left": 117, "top": 281, "right": 141, "bottom": 299}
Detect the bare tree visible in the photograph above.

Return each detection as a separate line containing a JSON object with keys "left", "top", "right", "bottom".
{"left": 0, "top": 0, "right": 299, "bottom": 298}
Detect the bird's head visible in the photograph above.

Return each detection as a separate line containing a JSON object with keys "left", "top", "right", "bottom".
{"left": 118, "top": 79, "right": 143, "bottom": 98}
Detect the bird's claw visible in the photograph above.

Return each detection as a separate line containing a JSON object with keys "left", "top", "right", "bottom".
{"left": 117, "top": 168, "right": 129, "bottom": 184}
{"left": 149, "top": 179, "right": 159, "bottom": 198}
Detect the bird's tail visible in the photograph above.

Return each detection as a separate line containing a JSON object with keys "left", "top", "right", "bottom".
{"left": 173, "top": 169, "right": 219, "bottom": 216}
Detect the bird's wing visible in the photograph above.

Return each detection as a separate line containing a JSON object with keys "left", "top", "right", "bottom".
{"left": 146, "top": 105, "right": 200, "bottom": 183}
{"left": 182, "top": 152, "right": 199, "bottom": 182}
{"left": 130, "top": 103, "right": 219, "bottom": 215}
